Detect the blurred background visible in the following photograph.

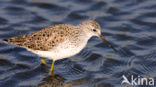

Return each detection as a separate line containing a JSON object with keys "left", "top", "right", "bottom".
{"left": 0, "top": 0, "right": 156, "bottom": 87}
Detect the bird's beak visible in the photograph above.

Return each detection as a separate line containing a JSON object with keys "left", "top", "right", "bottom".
{"left": 98, "top": 34, "right": 117, "bottom": 52}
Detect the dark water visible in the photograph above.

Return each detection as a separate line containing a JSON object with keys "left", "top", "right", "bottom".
{"left": 0, "top": 0, "right": 156, "bottom": 87}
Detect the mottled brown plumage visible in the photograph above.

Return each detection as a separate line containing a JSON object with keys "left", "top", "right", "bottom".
{"left": 4, "top": 24, "right": 76, "bottom": 51}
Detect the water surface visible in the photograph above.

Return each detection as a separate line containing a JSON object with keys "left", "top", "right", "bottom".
{"left": 0, "top": 0, "right": 156, "bottom": 87}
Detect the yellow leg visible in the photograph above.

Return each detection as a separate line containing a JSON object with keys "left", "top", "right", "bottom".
{"left": 50, "top": 60, "right": 55, "bottom": 76}
{"left": 41, "top": 58, "right": 48, "bottom": 65}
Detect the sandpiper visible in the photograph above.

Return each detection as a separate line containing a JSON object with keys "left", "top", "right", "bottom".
{"left": 3, "top": 20, "right": 116, "bottom": 74}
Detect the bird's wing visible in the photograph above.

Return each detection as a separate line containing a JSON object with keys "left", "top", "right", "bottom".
{"left": 4, "top": 24, "right": 75, "bottom": 51}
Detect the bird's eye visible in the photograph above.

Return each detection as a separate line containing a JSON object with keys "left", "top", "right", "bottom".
{"left": 93, "top": 29, "right": 97, "bottom": 32}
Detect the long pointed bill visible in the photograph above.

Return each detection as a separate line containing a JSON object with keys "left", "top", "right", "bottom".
{"left": 98, "top": 34, "right": 117, "bottom": 52}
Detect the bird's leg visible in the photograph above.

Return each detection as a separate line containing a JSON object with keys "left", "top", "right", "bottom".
{"left": 41, "top": 58, "right": 48, "bottom": 65}
{"left": 50, "top": 60, "right": 55, "bottom": 76}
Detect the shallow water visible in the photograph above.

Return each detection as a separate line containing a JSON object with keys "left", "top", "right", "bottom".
{"left": 0, "top": 0, "right": 156, "bottom": 87}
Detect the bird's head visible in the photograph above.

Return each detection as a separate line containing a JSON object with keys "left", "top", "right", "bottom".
{"left": 79, "top": 20, "right": 101, "bottom": 37}
{"left": 78, "top": 20, "right": 117, "bottom": 52}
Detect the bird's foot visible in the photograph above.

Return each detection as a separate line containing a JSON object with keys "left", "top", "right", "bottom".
{"left": 50, "top": 71, "right": 55, "bottom": 77}
{"left": 41, "top": 58, "right": 48, "bottom": 66}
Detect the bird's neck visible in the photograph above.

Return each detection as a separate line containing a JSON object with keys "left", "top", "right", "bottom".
{"left": 74, "top": 27, "right": 92, "bottom": 45}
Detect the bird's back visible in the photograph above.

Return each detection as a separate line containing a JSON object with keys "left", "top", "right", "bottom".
{"left": 4, "top": 24, "right": 76, "bottom": 51}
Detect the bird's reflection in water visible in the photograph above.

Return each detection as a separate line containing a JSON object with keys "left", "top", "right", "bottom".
{"left": 36, "top": 74, "right": 86, "bottom": 87}
{"left": 37, "top": 62, "right": 87, "bottom": 87}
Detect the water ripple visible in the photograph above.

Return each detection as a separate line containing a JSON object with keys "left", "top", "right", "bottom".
{"left": 0, "top": 0, "right": 155, "bottom": 87}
